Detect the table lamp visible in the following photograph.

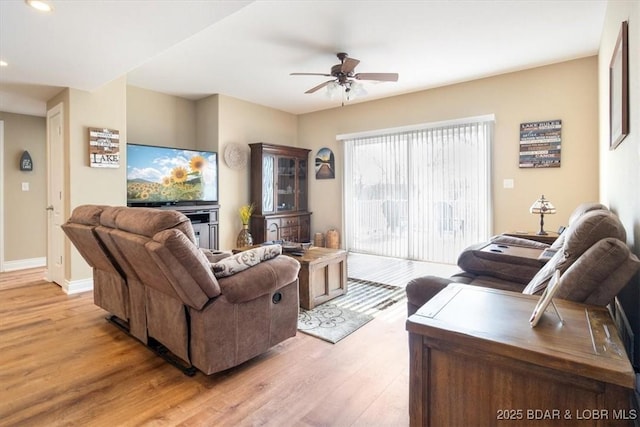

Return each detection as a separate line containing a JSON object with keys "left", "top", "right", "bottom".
{"left": 529, "top": 195, "right": 556, "bottom": 235}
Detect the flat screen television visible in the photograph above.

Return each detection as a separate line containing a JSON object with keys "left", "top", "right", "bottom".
{"left": 126, "top": 143, "right": 218, "bottom": 207}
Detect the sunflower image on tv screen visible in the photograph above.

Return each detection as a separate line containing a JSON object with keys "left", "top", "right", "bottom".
{"left": 126, "top": 144, "right": 218, "bottom": 204}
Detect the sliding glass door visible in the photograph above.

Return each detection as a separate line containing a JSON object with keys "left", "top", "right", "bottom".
{"left": 343, "top": 118, "right": 493, "bottom": 264}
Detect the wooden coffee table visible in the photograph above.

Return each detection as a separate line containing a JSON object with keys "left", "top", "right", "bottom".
{"left": 286, "top": 247, "right": 348, "bottom": 310}
{"left": 233, "top": 245, "right": 348, "bottom": 309}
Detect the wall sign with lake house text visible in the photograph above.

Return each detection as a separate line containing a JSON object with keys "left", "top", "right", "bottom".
{"left": 89, "top": 127, "right": 120, "bottom": 168}
{"left": 519, "top": 120, "right": 561, "bottom": 168}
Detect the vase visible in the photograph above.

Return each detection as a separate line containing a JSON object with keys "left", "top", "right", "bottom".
{"left": 326, "top": 229, "right": 339, "bottom": 249}
{"left": 236, "top": 224, "right": 253, "bottom": 248}
{"left": 313, "top": 232, "right": 325, "bottom": 248}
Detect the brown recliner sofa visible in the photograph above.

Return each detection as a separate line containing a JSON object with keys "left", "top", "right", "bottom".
{"left": 452, "top": 202, "right": 609, "bottom": 285}
{"left": 62, "top": 204, "right": 301, "bottom": 375}
{"left": 406, "top": 205, "right": 640, "bottom": 316}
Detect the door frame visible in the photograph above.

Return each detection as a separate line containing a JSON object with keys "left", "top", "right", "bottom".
{"left": 0, "top": 120, "right": 4, "bottom": 272}
{"left": 45, "top": 103, "right": 65, "bottom": 286}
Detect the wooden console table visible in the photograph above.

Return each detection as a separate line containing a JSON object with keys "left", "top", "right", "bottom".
{"left": 406, "top": 284, "right": 635, "bottom": 427}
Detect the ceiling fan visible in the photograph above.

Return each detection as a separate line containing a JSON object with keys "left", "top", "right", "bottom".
{"left": 290, "top": 52, "right": 399, "bottom": 95}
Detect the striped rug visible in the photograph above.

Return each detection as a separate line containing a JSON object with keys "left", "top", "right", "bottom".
{"left": 297, "top": 278, "right": 406, "bottom": 343}
{"left": 331, "top": 278, "right": 407, "bottom": 316}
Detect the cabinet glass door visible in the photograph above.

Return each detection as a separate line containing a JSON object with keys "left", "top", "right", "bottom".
{"left": 262, "top": 155, "right": 275, "bottom": 212}
{"left": 277, "top": 157, "right": 296, "bottom": 211}
{"left": 298, "top": 159, "right": 307, "bottom": 211}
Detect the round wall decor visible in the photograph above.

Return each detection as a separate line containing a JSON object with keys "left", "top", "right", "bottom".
{"left": 224, "top": 143, "right": 248, "bottom": 170}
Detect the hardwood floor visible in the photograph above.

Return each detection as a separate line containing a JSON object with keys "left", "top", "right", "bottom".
{"left": 0, "top": 257, "right": 456, "bottom": 426}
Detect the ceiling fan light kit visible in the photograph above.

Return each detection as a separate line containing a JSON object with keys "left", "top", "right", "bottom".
{"left": 291, "top": 52, "right": 398, "bottom": 104}
{"left": 325, "top": 81, "right": 340, "bottom": 99}
{"left": 326, "top": 80, "right": 367, "bottom": 101}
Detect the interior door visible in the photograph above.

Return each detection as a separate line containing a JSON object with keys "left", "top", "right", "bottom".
{"left": 46, "top": 103, "right": 65, "bottom": 286}
{"left": 0, "top": 120, "right": 4, "bottom": 272}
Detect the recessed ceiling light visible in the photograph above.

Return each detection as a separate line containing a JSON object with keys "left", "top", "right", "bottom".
{"left": 0, "top": 60, "right": 7, "bottom": 67}
{"left": 25, "top": 0, "right": 53, "bottom": 12}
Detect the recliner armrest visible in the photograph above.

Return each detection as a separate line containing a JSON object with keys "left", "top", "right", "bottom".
{"left": 457, "top": 241, "right": 545, "bottom": 284}
{"left": 406, "top": 276, "right": 454, "bottom": 316}
{"left": 216, "top": 256, "right": 300, "bottom": 304}
{"left": 491, "top": 235, "right": 550, "bottom": 249}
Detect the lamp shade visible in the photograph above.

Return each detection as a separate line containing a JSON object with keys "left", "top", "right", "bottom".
{"left": 529, "top": 195, "right": 556, "bottom": 215}
{"left": 325, "top": 81, "right": 339, "bottom": 99}
{"left": 325, "top": 80, "right": 367, "bottom": 102}
{"left": 530, "top": 195, "right": 556, "bottom": 235}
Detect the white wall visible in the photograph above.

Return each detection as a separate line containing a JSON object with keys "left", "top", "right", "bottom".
{"left": 599, "top": 0, "right": 640, "bottom": 368}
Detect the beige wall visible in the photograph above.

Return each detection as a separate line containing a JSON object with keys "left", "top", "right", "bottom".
{"left": 46, "top": 77, "right": 128, "bottom": 284}
{"left": 0, "top": 112, "right": 47, "bottom": 262}
{"left": 127, "top": 86, "right": 197, "bottom": 148}
{"left": 599, "top": 0, "right": 639, "bottom": 366}
{"left": 127, "top": 91, "right": 298, "bottom": 249}
{"left": 214, "top": 95, "right": 298, "bottom": 249}
{"left": 298, "top": 57, "right": 600, "bottom": 239}
{"left": 195, "top": 94, "right": 219, "bottom": 153}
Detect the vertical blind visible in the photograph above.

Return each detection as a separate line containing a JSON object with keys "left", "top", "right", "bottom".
{"left": 343, "top": 117, "right": 493, "bottom": 264}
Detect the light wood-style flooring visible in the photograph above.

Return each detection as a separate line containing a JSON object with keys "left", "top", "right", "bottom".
{"left": 0, "top": 256, "right": 457, "bottom": 426}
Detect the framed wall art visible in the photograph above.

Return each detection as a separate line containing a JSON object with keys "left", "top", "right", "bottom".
{"left": 89, "top": 127, "right": 120, "bottom": 168}
{"left": 609, "top": 21, "right": 629, "bottom": 150}
{"left": 519, "top": 120, "right": 562, "bottom": 168}
{"left": 315, "top": 147, "right": 335, "bottom": 179}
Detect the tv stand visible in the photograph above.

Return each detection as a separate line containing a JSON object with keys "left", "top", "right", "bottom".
{"left": 159, "top": 204, "right": 219, "bottom": 250}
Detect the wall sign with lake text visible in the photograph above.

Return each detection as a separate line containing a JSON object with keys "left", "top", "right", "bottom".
{"left": 519, "top": 120, "right": 561, "bottom": 168}
{"left": 89, "top": 127, "right": 120, "bottom": 168}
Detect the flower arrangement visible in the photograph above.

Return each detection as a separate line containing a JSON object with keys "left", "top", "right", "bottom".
{"left": 239, "top": 203, "right": 254, "bottom": 225}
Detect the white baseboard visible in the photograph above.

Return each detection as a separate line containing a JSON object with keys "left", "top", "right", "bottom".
{"left": 2, "top": 257, "right": 47, "bottom": 272}
{"left": 61, "top": 277, "right": 93, "bottom": 295}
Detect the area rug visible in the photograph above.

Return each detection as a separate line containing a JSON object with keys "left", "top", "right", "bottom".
{"left": 297, "top": 278, "right": 406, "bottom": 343}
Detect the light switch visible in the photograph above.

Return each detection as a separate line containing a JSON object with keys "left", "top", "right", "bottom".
{"left": 21, "top": 182, "right": 29, "bottom": 191}
{"left": 503, "top": 179, "right": 514, "bottom": 189}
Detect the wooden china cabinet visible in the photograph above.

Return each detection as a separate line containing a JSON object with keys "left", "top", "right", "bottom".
{"left": 249, "top": 143, "right": 312, "bottom": 244}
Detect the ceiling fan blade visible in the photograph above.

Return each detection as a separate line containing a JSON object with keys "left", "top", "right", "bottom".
{"left": 305, "top": 80, "right": 334, "bottom": 94}
{"left": 341, "top": 57, "right": 360, "bottom": 74}
{"left": 354, "top": 72, "right": 399, "bottom": 82}
{"left": 290, "top": 72, "right": 332, "bottom": 77}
